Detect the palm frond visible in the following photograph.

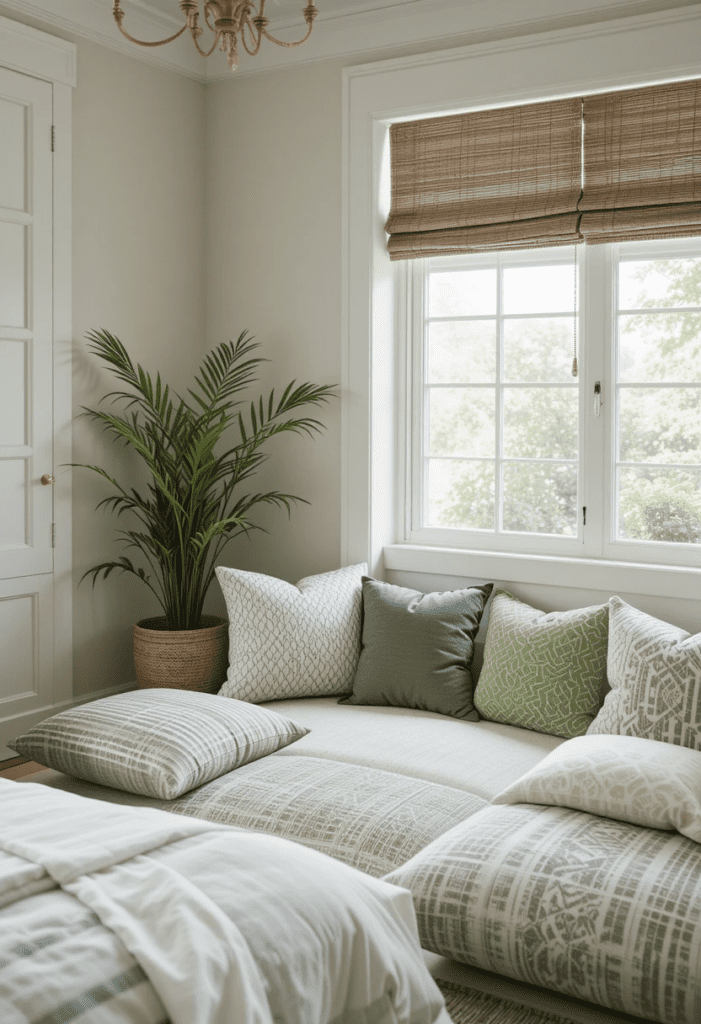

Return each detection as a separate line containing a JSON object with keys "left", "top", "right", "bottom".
{"left": 75, "top": 329, "right": 337, "bottom": 629}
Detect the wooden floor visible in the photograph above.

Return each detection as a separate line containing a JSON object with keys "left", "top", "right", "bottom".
{"left": 0, "top": 759, "right": 47, "bottom": 779}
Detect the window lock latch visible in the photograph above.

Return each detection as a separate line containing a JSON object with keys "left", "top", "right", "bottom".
{"left": 594, "top": 381, "right": 602, "bottom": 417}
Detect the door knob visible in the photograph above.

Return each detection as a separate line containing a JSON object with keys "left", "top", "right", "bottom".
{"left": 41, "top": 474, "right": 55, "bottom": 485}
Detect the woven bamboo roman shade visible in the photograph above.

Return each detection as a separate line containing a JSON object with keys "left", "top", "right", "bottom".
{"left": 385, "top": 98, "right": 583, "bottom": 261}
{"left": 579, "top": 78, "right": 701, "bottom": 244}
{"left": 386, "top": 78, "right": 701, "bottom": 260}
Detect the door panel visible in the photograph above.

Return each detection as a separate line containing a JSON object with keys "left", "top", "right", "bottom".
{"left": 0, "top": 68, "right": 53, "bottom": 580}
{"left": 0, "top": 221, "right": 26, "bottom": 325}
{"left": 0, "top": 573, "right": 53, "bottom": 758}
{"left": 0, "top": 92, "right": 25, "bottom": 211}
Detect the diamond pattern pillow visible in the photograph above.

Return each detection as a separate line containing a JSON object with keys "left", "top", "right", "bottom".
{"left": 9, "top": 688, "right": 309, "bottom": 799}
{"left": 216, "top": 563, "right": 366, "bottom": 703}
{"left": 587, "top": 596, "right": 701, "bottom": 749}
{"left": 474, "top": 590, "right": 609, "bottom": 737}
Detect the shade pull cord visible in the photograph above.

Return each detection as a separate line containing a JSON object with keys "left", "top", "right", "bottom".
{"left": 571, "top": 246, "right": 579, "bottom": 378}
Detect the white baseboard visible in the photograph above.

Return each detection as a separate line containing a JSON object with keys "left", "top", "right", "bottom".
{"left": 0, "top": 683, "right": 135, "bottom": 760}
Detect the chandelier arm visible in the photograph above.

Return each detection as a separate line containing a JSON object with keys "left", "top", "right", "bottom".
{"left": 259, "top": 21, "right": 314, "bottom": 49}
{"left": 241, "top": 15, "right": 263, "bottom": 57}
{"left": 112, "top": 5, "right": 189, "bottom": 48}
{"left": 191, "top": 30, "right": 221, "bottom": 57}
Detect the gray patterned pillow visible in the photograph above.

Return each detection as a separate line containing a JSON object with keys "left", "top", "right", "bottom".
{"left": 474, "top": 590, "right": 609, "bottom": 737}
{"left": 385, "top": 803, "right": 701, "bottom": 1024}
{"left": 9, "top": 688, "right": 309, "bottom": 799}
{"left": 216, "top": 563, "right": 365, "bottom": 703}
{"left": 492, "top": 734, "right": 701, "bottom": 844}
{"left": 587, "top": 596, "right": 701, "bottom": 749}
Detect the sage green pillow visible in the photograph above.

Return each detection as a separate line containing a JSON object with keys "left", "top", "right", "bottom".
{"left": 473, "top": 590, "right": 609, "bottom": 738}
{"left": 341, "top": 577, "right": 493, "bottom": 720}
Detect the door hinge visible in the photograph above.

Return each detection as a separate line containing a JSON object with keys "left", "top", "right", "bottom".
{"left": 51, "top": 523, "right": 56, "bottom": 548}
{"left": 51, "top": 125, "right": 55, "bottom": 152}
{"left": 582, "top": 506, "right": 587, "bottom": 526}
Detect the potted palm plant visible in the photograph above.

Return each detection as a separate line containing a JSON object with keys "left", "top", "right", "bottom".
{"left": 77, "top": 328, "right": 335, "bottom": 692}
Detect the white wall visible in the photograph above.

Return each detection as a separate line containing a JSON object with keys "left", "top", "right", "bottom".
{"left": 205, "top": 61, "right": 345, "bottom": 598}
{"left": 70, "top": 40, "right": 206, "bottom": 696}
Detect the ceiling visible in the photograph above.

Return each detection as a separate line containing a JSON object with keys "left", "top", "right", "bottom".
{"left": 130, "top": 0, "right": 416, "bottom": 24}
{"left": 0, "top": 0, "right": 692, "bottom": 82}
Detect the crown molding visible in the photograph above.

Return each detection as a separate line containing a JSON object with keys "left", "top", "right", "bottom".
{"left": 0, "top": 0, "right": 697, "bottom": 84}
{"left": 0, "top": 11, "right": 76, "bottom": 85}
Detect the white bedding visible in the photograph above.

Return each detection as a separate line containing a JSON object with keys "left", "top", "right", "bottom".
{"left": 0, "top": 779, "right": 452, "bottom": 1024}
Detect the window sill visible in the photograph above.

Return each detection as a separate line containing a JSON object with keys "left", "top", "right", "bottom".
{"left": 383, "top": 544, "right": 700, "bottom": 601}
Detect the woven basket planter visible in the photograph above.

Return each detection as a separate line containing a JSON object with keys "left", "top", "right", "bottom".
{"left": 133, "top": 615, "right": 229, "bottom": 693}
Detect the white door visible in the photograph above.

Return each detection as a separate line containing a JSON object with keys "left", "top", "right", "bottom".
{"left": 0, "top": 66, "right": 55, "bottom": 750}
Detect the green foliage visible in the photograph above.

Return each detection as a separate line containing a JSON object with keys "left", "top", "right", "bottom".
{"left": 432, "top": 319, "right": 579, "bottom": 535}
{"left": 76, "top": 329, "right": 336, "bottom": 628}
{"left": 618, "top": 257, "right": 701, "bottom": 544}
{"left": 619, "top": 473, "right": 701, "bottom": 544}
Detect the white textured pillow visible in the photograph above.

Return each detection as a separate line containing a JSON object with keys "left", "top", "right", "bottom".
{"left": 9, "top": 688, "right": 309, "bottom": 800}
{"left": 588, "top": 596, "right": 701, "bottom": 750}
{"left": 492, "top": 734, "right": 701, "bottom": 843}
{"left": 216, "top": 562, "right": 366, "bottom": 703}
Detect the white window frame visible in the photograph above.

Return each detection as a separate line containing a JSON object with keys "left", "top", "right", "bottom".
{"left": 404, "top": 247, "right": 586, "bottom": 558}
{"left": 341, "top": 5, "right": 701, "bottom": 603}
{"left": 403, "top": 238, "right": 701, "bottom": 570}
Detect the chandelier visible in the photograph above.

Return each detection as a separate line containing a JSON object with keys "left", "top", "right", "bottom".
{"left": 112, "top": 1, "right": 319, "bottom": 72}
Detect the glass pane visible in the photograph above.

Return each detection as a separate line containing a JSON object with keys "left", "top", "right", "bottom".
{"left": 618, "top": 387, "right": 701, "bottom": 466}
{"left": 428, "top": 387, "right": 494, "bottom": 458}
{"left": 426, "top": 458, "right": 494, "bottom": 530}
{"left": 428, "top": 321, "right": 496, "bottom": 383}
{"left": 619, "top": 257, "right": 701, "bottom": 310}
{"left": 504, "top": 317, "right": 576, "bottom": 383}
{"left": 503, "top": 263, "right": 575, "bottom": 315}
{"left": 618, "top": 312, "right": 701, "bottom": 383}
{"left": 618, "top": 466, "right": 701, "bottom": 544}
{"left": 503, "top": 387, "right": 578, "bottom": 460}
{"left": 503, "top": 462, "right": 578, "bottom": 536}
{"left": 428, "top": 268, "right": 496, "bottom": 318}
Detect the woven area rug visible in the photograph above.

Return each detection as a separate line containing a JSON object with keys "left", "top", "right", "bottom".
{"left": 436, "top": 979, "right": 580, "bottom": 1024}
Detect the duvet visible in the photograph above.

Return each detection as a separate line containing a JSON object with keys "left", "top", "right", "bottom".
{"left": 0, "top": 779, "right": 451, "bottom": 1024}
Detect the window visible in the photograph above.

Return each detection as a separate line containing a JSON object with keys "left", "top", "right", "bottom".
{"left": 404, "top": 237, "right": 701, "bottom": 566}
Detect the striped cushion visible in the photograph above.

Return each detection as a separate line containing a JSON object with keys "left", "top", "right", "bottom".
{"left": 386, "top": 803, "right": 701, "bottom": 1024}
{"left": 166, "top": 756, "right": 487, "bottom": 876}
{"left": 9, "top": 689, "right": 308, "bottom": 800}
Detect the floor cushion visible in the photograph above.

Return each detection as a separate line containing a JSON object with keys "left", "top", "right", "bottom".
{"left": 385, "top": 802, "right": 701, "bottom": 1024}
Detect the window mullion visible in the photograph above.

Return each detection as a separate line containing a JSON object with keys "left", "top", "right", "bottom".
{"left": 409, "top": 259, "right": 425, "bottom": 538}
{"left": 496, "top": 257, "right": 504, "bottom": 534}
{"left": 581, "top": 243, "right": 607, "bottom": 558}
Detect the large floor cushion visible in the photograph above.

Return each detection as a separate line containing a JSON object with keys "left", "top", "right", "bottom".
{"left": 385, "top": 803, "right": 701, "bottom": 1024}
{"left": 165, "top": 755, "right": 487, "bottom": 876}
{"left": 24, "top": 757, "right": 487, "bottom": 878}
{"left": 262, "top": 698, "right": 563, "bottom": 799}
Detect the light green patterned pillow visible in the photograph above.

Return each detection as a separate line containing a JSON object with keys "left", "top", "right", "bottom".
{"left": 473, "top": 590, "right": 608, "bottom": 738}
